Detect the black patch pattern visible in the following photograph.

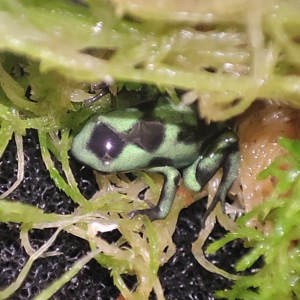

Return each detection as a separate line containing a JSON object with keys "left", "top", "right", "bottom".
{"left": 177, "top": 122, "right": 199, "bottom": 144}
{"left": 135, "top": 99, "right": 158, "bottom": 116}
{"left": 177, "top": 118, "right": 222, "bottom": 146}
{"left": 149, "top": 157, "right": 174, "bottom": 168}
{"left": 121, "top": 119, "right": 165, "bottom": 152}
{"left": 87, "top": 123, "right": 125, "bottom": 164}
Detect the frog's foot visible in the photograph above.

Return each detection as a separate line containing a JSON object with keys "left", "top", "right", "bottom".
{"left": 128, "top": 207, "right": 164, "bottom": 221}
{"left": 83, "top": 82, "right": 116, "bottom": 107}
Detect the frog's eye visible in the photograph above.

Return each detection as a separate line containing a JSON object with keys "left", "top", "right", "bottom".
{"left": 87, "top": 123, "right": 125, "bottom": 164}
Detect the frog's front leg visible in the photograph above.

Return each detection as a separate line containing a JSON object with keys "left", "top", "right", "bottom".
{"left": 128, "top": 166, "right": 181, "bottom": 221}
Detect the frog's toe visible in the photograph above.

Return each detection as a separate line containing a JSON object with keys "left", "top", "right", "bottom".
{"left": 128, "top": 207, "right": 163, "bottom": 221}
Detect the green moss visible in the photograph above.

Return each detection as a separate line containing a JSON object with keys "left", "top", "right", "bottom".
{"left": 207, "top": 138, "right": 300, "bottom": 299}
{"left": 1, "top": 1, "right": 300, "bottom": 299}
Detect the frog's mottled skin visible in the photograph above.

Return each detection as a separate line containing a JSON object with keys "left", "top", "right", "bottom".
{"left": 71, "top": 97, "right": 239, "bottom": 226}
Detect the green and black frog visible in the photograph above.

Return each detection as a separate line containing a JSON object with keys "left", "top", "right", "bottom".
{"left": 71, "top": 91, "right": 239, "bottom": 227}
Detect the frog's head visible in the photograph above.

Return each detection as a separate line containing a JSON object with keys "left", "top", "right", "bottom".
{"left": 71, "top": 110, "right": 160, "bottom": 173}
{"left": 71, "top": 114, "right": 128, "bottom": 173}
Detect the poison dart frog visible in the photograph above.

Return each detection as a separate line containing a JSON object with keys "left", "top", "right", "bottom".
{"left": 71, "top": 96, "right": 239, "bottom": 227}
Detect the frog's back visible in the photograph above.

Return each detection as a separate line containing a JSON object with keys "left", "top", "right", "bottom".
{"left": 116, "top": 97, "right": 214, "bottom": 169}
{"left": 71, "top": 97, "right": 216, "bottom": 173}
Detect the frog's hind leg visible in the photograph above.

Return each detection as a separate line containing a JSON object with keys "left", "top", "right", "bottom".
{"left": 196, "top": 130, "right": 240, "bottom": 228}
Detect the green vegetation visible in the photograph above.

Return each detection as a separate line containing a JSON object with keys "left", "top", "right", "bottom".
{"left": 207, "top": 138, "right": 300, "bottom": 299}
{"left": 1, "top": 0, "right": 300, "bottom": 299}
